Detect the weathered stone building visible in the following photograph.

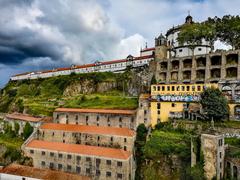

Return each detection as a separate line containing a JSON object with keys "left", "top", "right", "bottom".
{"left": 137, "top": 94, "right": 151, "bottom": 127}
{"left": 201, "top": 134, "right": 225, "bottom": 180}
{"left": 4, "top": 113, "right": 48, "bottom": 135}
{"left": 36, "top": 123, "right": 135, "bottom": 152}
{"left": 24, "top": 140, "right": 135, "bottom": 180}
{"left": 53, "top": 108, "right": 137, "bottom": 130}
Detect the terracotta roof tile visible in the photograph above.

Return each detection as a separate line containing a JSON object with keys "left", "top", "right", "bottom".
{"left": 40, "top": 123, "right": 135, "bottom": 137}
{"left": 5, "top": 113, "right": 43, "bottom": 123}
{"left": 55, "top": 108, "right": 136, "bottom": 115}
{"left": 26, "top": 140, "right": 131, "bottom": 160}
{"left": 140, "top": 47, "right": 155, "bottom": 52}
{"left": 0, "top": 164, "right": 90, "bottom": 180}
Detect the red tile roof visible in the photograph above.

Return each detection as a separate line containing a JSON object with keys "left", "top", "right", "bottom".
{"left": 0, "top": 164, "right": 90, "bottom": 180}
{"left": 55, "top": 108, "right": 136, "bottom": 115}
{"left": 141, "top": 47, "right": 155, "bottom": 52}
{"left": 26, "top": 140, "right": 131, "bottom": 160}
{"left": 40, "top": 123, "right": 135, "bottom": 137}
{"left": 5, "top": 113, "right": 43, "bottom": 123}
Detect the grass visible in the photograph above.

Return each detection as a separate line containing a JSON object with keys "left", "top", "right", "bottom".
{"left": 0, "top": 134, "right": 24, "bottom": 149}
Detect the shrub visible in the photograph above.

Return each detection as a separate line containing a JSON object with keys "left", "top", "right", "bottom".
{"left": 23, "top": 122, "right": 33, "bottom": 140}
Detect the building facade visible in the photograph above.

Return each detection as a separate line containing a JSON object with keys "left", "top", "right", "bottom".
{"left": 53, "top": 108, "right": 137, "bottom": 130}
{"left": 4, "top": 113, "right": 45, "bottom": 135}
{"left": 24, "top": 140, "right": 135, "bottom": 180}
{"left": 10, "top": 55, "right": 153, "bottom": 81}
{"left": 150, "top": 83, "right": 216, "bottom": 125}
{"left": 36, "top": 123, "right": 135, "bottom": 152}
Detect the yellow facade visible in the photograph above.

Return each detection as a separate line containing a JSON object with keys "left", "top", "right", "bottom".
{"left": 151, "top": 101, "right": 185, "bottom": 126}
{"left": 150, "top": 83, "right": 218, "bottom": 127}
{"left": 151, "top": 83, "right": 218, "bottom": 96}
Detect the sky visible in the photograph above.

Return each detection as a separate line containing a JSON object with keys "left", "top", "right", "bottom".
{"left": 0, "top": 0, "right": 240, "bottom": 87}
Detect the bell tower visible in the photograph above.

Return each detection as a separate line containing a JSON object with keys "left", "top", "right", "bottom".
{"left": 154, "top": 33, "right": 167, "bottom": 60}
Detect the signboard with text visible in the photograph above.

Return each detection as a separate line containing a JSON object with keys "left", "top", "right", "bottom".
{"left": 152, "top": 94, "right": 200, "bottom": 102}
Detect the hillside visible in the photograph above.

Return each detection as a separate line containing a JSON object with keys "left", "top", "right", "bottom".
{"left": 0, "top": 71, "right": 143, "bottom": 116}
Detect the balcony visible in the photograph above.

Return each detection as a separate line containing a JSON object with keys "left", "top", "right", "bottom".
{"left": 171, "top": 60, "right": 179, "bottom": 71}
{"left": 211, "top": 55, "right": 222, "bottom": 66}
{"left": 226, "top": 53, "right": 238, "bottom": 67}
{"left": 183, "top": 71, "right": 191, "bottom": 81}
{"left": 196, "top": 70, "right": 205, "bottom": 81}
{"left": 160, "top": 62, "right": 168, "bottom": 71}
{"left": 183, "top": 59, "right": 192, "bottom": 70}
{"left": 226, "top": 67, "right": 237, "bottom": 79}
{"left": 196, "top": 57, "right": 206, "bottom": 68}
{"left": 211, "top": 69, "right": 221, "bottom": 79}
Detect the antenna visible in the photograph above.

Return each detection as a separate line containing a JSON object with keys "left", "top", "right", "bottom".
{"left": 145, "top": 42, "right": 148, "bottom": 48}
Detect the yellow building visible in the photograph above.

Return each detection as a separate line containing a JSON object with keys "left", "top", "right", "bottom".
{"left": 150, "top": 84, "right": 217, "bottom": 126}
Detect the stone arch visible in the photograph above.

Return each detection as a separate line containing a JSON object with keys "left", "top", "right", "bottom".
{"left": 222, "top": 85, "right": 232, "bottom": 100}
{"left": 234, "top": 105, "right": 240, "bottom": 120}
{"left": 235, "top": 85, "right": 240, "bottom": 97}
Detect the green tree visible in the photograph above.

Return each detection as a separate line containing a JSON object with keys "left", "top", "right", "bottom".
{"left": 16, "top": 98, "right": 24, "bottom": 113}
{"left": 135, "top": 124, "right": 148, "bottom": 180}
{"left": 217, "top": 15, "right": 240, "bottom": 50}
{"left": 23, "top": 122, "right": 33, "bottom": 139}
{"left": 151, "top": 75, "right": 157, "bottom": 84}
{"left": 200, "top": 88, "right": 229, "bottom": 121}
{"left": 14, "top": 122, "right": 20, "bottom": 135}
{"left": 177, "top": 23, "right": 202, "bottom": 55}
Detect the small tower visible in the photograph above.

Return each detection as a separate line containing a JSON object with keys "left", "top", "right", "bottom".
{"left": 185, "top": 11, "right": 193, "bottom": 24}
{"left": 154, "top": 33, "right": 167, "bottom": 60}
{"left": 155, "top": 33, "right": 167, "bottom": 47}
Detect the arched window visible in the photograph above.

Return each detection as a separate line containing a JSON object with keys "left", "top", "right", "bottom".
{"left": 222, "top": 86, "right": 232, "bottom": 100}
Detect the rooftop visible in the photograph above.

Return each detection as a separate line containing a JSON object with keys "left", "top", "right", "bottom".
{"left": 26, "top": 140, "right": 131, "bottom": 160}
{"left": 40, "top": 123, "right": 135, "bottom": 137}
{"left": 54, "top": 108, "right": 136, "bottom": 115}
{"left": 5, "top": 113, "right": 43, "bottom": 123}
{"left": 0, "top": 164, "right": 90, "bottom": 180}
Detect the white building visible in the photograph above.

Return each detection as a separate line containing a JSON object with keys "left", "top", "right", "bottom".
{"left": 166, "top": 15, "right": 211, "bottom": 58}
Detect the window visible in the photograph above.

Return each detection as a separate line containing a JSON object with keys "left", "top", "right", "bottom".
{"left": 75, "top": 115, "right": 78, "bottom": 120}
{"left": 63, "top": 132, "right": 65, "bottom": 137}
{"left": 86, "top": 116, "right": 88, "bottom": 121}
{"left": 86, "top": 157, "right": 91, "bottom": 162}
{"left": 162, "top": 86, "right": 165, "bottom": 91}
{"left": 218, "top": 139, "right": 223, "bottom": 146}
{"left": 56, "top": 114, "right": 59, "bottom": 119}
{"left": 157, "top": 110, "right": 160, "bottom": 115}
{"left": 176, "top": 86, "right": 180, "bottom": 91}
{"left": 110, "top": 137, "right": 113, "bottom": 142}
{"left": 124, "top": 138, "right": 127, "bottom": 143}
{"left": 66, "top": 115, "right": 68, "bottom": 119}
{"left": 67, "top": 165, "right": 71, "bottom": 171}
{"left": 219, "top": 152, "right": 222, "bottom": 158}
{"left": 117, "top": 173, "right": 123, "bottom": 179}
{"left": 106, "top": 160, "right": 111, "bottom": 165}
{"left": 171, "top": 86, "right": 175, "bottom": 91}
{"left": 157, "top": 86, "right": 160, "bottom": 91}
{"left": 131, "top": 117, "right": 134, "bottom": 123}
{"left": 96, "top": 116, "right": 99, "bottom": 121}
{"left": 98, "top": 136, "right": 100, "bottom": 141}
{"left": 198, "top": 48, "right": 202, "bottom": 51}
{"left": 58, "top": 164, "right": 62, "bottom": 169}
{"left": 96, "top": 170, "right": 101, "bottom": 176}
{"left": 186, "top": 86, "right": 190, "bottom": 91}
{"left": 50, "top": 152, "right": 54, "bottom": 157}
{"left": 50, "top": 162, "right": 54, "bottom": 169}
{"left": 167, "top": 86, "right": 170, "bottom": 91}
{"left": 220, "top": 162, "right": 222, "bottom": 168}
{"left": 179, "top": 49, "right": 183, "bottom": 52}
{"left": 63, "top": 139, "right": 65, "bottom": 143}
{"left": 86, "top": 168, "right": 90, "bottom": 174}
{"left": 67, "top": 154, "right": 72, "bottom": 159}
{"left": 119, "top": 117, "right": 122, "bottom": 122}
{"left": 106, "top": 171, "right": 112, "bottom": 177}
{"left": 197, "top": 86, "right": 201, "bottom": 91}
{"left": 77, "top": 156, "right": 81, "bottom": 161}
{"left": 117, "top": 161, "right": 123, "bottom": 167}
{"left": 96, "top": 158, "right": 101, "bottom": 164}
{"left": 192, "top": 86, "right": 195, "bottom": 91}
{"left": 30, "top": 150, "right": 34, "bottom": 154}
{"left": 181, "top": 86, "right": 185, "bottom": 91}
{"left": 58, "top": 153, "right": 63, "bottom": 158}
{"left": 76, "top": 166, "right": 81, "bottom": 173}
{"left": 42, "top": 151, "right": 45, "bottom": 156}
{"left": 144, "top": 110, "right": 147, "bottom": 115}
{"left": 52, "top": 132, "right": 54, "bottom": 136}
{"left": 157, "top": 103, "right": 161, "bottom": 109}
{"left": 41, "top": 161, "right": 45, "bottom": 166}
{"left": 124, "top": 146, "right": 127, "bottom": 151}
{"left": 172, "top": 103, "right": 176, "bottom": 107}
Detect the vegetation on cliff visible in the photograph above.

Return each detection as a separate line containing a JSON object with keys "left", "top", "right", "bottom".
{"left": 0, "top": 72, "right": 139, "bottom": 116}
